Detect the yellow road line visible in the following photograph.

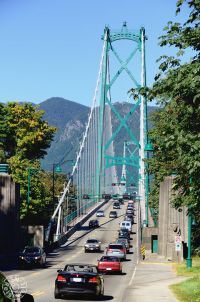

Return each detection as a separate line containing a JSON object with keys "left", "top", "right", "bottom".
{"left": 29, "top": 272, "right": 41, "bottom": 277}
{"left": 32, "top": 291, "right": 45, "bottom": 297}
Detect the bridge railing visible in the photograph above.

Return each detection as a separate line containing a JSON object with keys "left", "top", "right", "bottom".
{"left": 63, "top": 199, "right": 98, "bottom": 227}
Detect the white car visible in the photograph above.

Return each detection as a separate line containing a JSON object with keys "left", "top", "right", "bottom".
{"left": 96, "top": 210, "right": 104, "bottom": 217}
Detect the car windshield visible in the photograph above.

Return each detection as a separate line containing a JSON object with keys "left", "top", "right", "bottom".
{"left": 64, "top": 264, "right": 98, "bottom": 273}
{"left": 23, "top": 247, "right": 40, "bottom": 253}
{"left": 97, "top": 211, "right": 103, "bottom": 213}
{"left": 87, "top": 239, "right": 98, "bottom": 243}
{"left": 110, "top": 211, "right": 116, "bottom": 214}
{"left": 109, "top": 244, "right": 123, "bottom": 249}
{"left": 100, "top": 256, "right": 119, "bottom": 262}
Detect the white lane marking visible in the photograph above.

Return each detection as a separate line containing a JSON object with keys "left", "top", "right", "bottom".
{"left": 128, "top": 266, "right": 136, "bottom": 286}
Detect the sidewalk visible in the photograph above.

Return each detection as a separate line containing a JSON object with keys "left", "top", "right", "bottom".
{"left": 125, "top": 252, "right": 187, "bottom": 302}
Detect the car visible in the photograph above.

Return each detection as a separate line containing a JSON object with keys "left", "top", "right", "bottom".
{"left": 19, "top": 246, "right": 46, "bottom": 268}
{"left": 89, "top": 219, "right": 99, "bottom": 228}
{"left": 125, "top": 215, "right": 134, "bottom": 224}
{"left": 118, "top": 228, "right": 130, "bottom": 240}
{"left": 125, "top": 213, "right": 134, "bottom": 223}
{"left": 118, "top": 198, "right": 124, "bottom": 205}
{"left": 109, "top": 211, "right": 118, "bottom": 218}
{"left": 54, "top": 263, "right": 104, "bottom": 299}
{"left": 106, "top": 243, "right": 126, "bottom": 260}
{"left": 126, "top": 208, "right": 134, "bottom": 214}
{"left": 84, "top": 239, "right": 101, "bottom": 252}
{"left": 116, "top": 238, "right": 130, "bottom": 253}
{"left": 97, "top": 256, "right": 122, "bottom": 274}
{"left": 127, "top": 204, "right": 134, "bottom": 210}
{"left": 113, "top": 202, "right": 120, "bottom": 209}
{"left": 120, "top": 221, "right": 132, "bottom": 233}
{"left": 96, "top": 210, "right": 104, "bottom": 217}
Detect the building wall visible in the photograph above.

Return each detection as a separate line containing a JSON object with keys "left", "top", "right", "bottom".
{"left": 158, "top": 176, "right": 188, "bottom": 261}
{"left": 0, "top": 174, "right": 20, "bottom": 254}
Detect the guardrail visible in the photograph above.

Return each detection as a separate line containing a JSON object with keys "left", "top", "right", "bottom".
{"left": 57, "top": 199, "right": 108, "bottom": 247}
{"left": 64, "top": 199, "right": 98, "bottom": 225}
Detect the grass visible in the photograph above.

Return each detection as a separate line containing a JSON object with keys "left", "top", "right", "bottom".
{"left": 170, "top": 257, "right": 200, "bottom": 302}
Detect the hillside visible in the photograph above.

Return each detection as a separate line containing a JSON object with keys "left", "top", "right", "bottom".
{"left": 39, "top": 97, "right": 156, "bottom": 173}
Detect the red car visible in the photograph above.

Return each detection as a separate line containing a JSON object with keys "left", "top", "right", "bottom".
{"left": 97, "top": 256, "right": 122, "bottom": 274}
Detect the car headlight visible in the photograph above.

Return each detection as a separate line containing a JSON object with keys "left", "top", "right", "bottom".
{"left": 85, "top": 245, "right": 89, "bottom": 247}
{"left": 20, "top": 256, "right": 24, "bottom": 259}
{"left": 95, "top": 244, "right": 99, "bottom": 247}
{"left": 34, "top": 256, "right": 41, "bottom": 259}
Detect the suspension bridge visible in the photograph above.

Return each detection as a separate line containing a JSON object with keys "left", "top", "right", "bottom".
{"left": 46, "top": 22, "right": 151, "bottom": 243}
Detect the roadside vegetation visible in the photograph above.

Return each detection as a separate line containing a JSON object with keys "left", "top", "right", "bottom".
{"left": 0, "top": 102, "right": 75, "bottom": 225}
{"left": 130, "top": 0, "right": 200, "bottom": 249}
{"left": 170, "top": 258, "right": 200, "bottom": 302}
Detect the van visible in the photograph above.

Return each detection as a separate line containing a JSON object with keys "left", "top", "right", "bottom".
{"left": 119, "top": 221, "right": 132, "bottom": 233}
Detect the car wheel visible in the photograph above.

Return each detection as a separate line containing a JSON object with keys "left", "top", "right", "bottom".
{"left": 85, "top": 249, "right": 87, "bottom": 253}
{"left": 54, "top": 288, "right": 61, "bottom": 299}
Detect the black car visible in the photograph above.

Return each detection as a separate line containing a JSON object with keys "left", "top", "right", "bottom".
{"left": 54, "top": 263, "right": 104, "bottom": 299}
{"left": 118, "top": 228, "right": 130, "bottom": 240}
{"left": 19, "top": 246, "right": 46, "bottom": 268}
{"left": 109, "top": 211, "right": 118, "bottom": 218}
{"left": 113, "top": 202, "right": 120, "bottom": 209}
{"left": 89, "top": 219, "right": 99, "bottom": 228}
{"left": 125, "top": 213, "right": 134, "bottom": 223}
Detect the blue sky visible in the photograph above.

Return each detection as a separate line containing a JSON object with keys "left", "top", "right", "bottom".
{"left": 0, "top": 0, "right": 190, "bottom": 107}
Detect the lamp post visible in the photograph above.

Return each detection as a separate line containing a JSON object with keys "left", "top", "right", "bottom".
{"left": 52, "top": 163, "right": 62, "bottom": 208}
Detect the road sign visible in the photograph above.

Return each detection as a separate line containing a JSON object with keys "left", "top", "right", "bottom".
{"left": 175, "top": 235, "right": 181, "bottom": 243}
{"left": 175, "top": 242, "right": 181, "bottom": 251}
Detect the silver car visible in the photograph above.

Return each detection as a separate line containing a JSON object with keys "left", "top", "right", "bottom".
{"left": 96, "top": 210, "right": 104, "bottom": 217}
{"left": 84, "top": 239, "right": 101, "bottom": 252}
{"left": 106, "top": 243, "right": 126, "bottom": 260}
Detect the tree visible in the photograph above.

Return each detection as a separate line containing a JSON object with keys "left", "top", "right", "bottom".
{"left": 129, "top": 0, "right": 200, "bottom": 216}
{"left": 0, "top": 102, "right": 57, "bottom": 223}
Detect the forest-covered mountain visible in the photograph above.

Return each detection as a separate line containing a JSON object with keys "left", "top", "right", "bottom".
{"left": 39, "top": 97, "right": 156, "bottom": 173}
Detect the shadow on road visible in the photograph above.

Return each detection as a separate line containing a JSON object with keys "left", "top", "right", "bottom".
{"left": 60, "top": 294, "right": 113, "bottom": 301}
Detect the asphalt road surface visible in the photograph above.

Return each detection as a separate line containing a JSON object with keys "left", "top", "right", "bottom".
{"left": 5, "top": 201, "right": 139, "bottom": 302}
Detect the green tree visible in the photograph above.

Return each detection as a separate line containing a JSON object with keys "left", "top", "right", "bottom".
{"left": 129, "top": 0, "right": 200, "bottom": 217}
{"left": 0, "top": 102, "right": 57, "bottom": 223}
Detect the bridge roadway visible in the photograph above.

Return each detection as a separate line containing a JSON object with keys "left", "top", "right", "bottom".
{"left": 6, "top": 201, "right": 139, "bottom": 302}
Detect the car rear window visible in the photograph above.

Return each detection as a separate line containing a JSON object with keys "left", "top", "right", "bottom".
{"left": 109, "top": 244, "right": 124, "bottom": 249}
{"left": 101, "top": 256, "right": 119, "bottom": 262}
{"left": 87, "top": 239, "right": 98, "bottom": 243}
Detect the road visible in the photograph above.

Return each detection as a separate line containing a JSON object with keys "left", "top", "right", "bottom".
{"left": 5, "top": 201, "right": 139, "bottom": 302}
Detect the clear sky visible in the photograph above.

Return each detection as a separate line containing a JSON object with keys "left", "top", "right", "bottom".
{"left": 0, "top": 0, "right": 190, "bottom": 106}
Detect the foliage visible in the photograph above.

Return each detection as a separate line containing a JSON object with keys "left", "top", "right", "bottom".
{"left": 0, "top": 102, "right": 57, "bottom": 223}
{"left": 1, "top": 102, "right": 56, "bottom": 160}
{"left": 129, "top": 0, "right": 200, "bottom": 223}
{"left": 170, "top": 275, "right": 200, "bottom": 302}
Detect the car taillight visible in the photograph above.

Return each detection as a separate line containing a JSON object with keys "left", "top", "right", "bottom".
{"left": 120, "top": 249, "right": 125, "bottom": 252}
{"left": 88, "top": 277, "right": 98, "bottom": 283}
{"left": 57, "top": 275, "right": 67, "bottom": 282}
{"left": 107, "top": 249, "right": 112, "bottom": 252}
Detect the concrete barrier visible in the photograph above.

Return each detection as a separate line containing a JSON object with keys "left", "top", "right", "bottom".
{"left": 58, "top": 199, "right": 108, "bottom": 246}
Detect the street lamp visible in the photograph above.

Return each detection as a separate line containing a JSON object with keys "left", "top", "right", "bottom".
{"left": 52, "top": 163, "right": 62, "bottom": 208}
